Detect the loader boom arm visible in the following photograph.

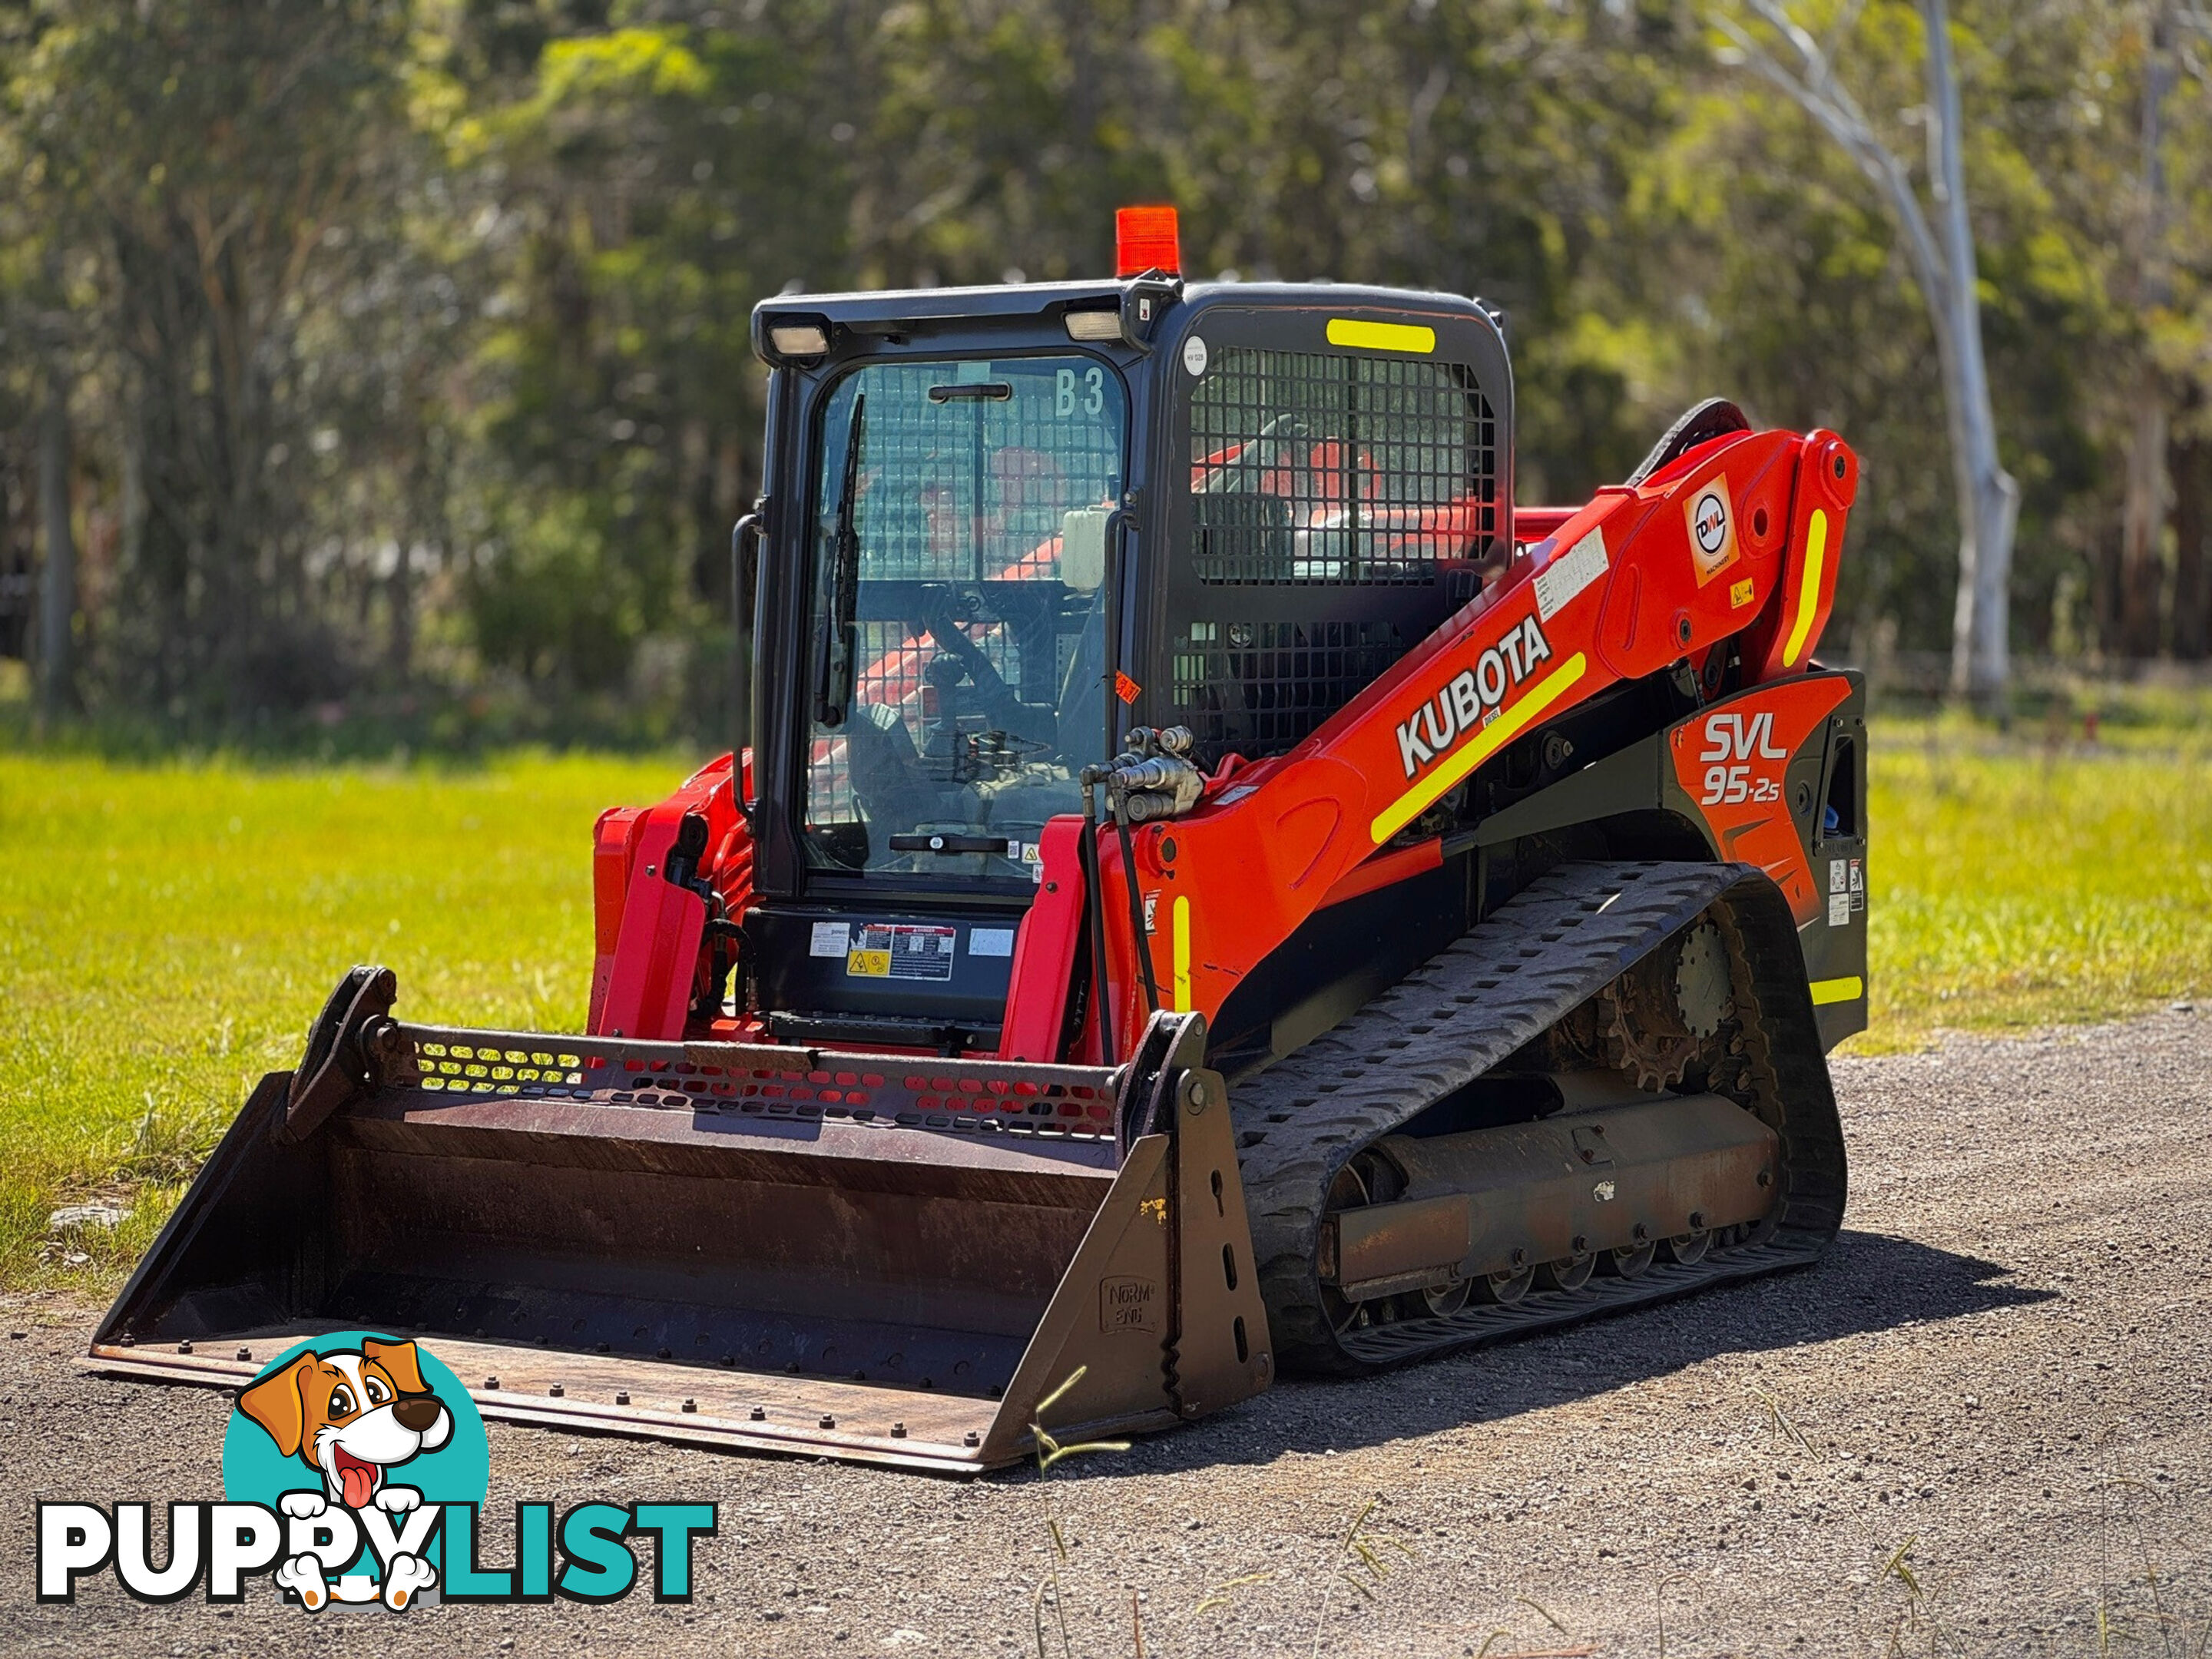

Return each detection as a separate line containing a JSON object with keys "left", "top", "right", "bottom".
{"left": 1061, "top": 425, "right": 1859, "bottom": 1054}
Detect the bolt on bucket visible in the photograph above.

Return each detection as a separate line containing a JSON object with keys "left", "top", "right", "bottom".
{"left": 89, "top": 969, "right": 1273, "bottom": 1472}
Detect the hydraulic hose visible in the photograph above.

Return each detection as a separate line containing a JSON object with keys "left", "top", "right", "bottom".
{"left": 1114, "top": 798, "right": 1162, "bottom": 1015}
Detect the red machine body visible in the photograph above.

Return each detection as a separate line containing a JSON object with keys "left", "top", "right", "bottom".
{"left": 592, "top": 422, "right": 1857, "bottom": 1061}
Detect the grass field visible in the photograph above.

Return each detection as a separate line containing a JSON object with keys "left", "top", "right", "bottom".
{"left": 1866, "top": 718, "right": 2212, "bottom": 1047}
{"left": 2, "top": 724, "right": 2209, "bottom": 1293}
{"left": 0, "top": 751, "right": 680, "bottom": 1291}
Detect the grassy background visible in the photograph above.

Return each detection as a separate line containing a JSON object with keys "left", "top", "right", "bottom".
{"left": 0, "top": 751, "right": 678, "bottom": 1290}
{"left": 2, "top": 716, "right": 2209, "bottom": 1292}
{"left": 1866, "top": 715, "right": 2212, "bottom": 1048}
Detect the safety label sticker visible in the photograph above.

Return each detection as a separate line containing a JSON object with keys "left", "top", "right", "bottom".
{"left": 848, "top": 923, "right": 958, "bottom": 981}
{"left": 1849, "top": 857, "right": 1865, "bottom": 912}
{"left": 810, "top": 921, "right": 851, "bottom": 959}
{"left": 1535, "top": 525, "right": 1608, "bottom": 621}
{"left": 1827, "top": 892, "right": 1850, "bottom": 928}
{"left": 1686, "top": 475, "right": 1740, "bottom": 586}
{"left": 969, "top": 927, "right": 1016, "bottom": 959}
{"left": 1830, "top": 857, "right": 1847, "bottom": 895}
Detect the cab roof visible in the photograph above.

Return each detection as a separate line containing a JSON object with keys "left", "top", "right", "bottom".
{"left": 751, "top": 278, "right": 1500, "bottom": 366}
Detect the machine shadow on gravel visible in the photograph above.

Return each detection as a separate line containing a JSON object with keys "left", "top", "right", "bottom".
{"left": 1066, "top": 1230, "right": 2052, "bottom": 1475}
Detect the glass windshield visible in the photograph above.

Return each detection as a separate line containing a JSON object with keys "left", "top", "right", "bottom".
{"left": 803, "top": 355, "right": 1126, "bottom": 881}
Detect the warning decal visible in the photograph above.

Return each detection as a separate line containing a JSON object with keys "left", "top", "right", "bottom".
{"left": 1685, "top": 475, "right": 1740, "bottom": 587}
{"left": 1535, "top": 525, "right": 1608, "bottom": 621}
{"left": 847, "top": 923, "right": 959, "bottom": 981}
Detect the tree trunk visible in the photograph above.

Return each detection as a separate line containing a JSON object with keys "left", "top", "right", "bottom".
{"left": 390, "top": 444, "right": 423, "bottom": 681}
{"left": 2119, "top": 382, "right": 2169, "bottom": 657}
{"left": 2174, "top": 414, "right": 2210, "bottom": 661}
{"left": 119, "top": 374, "right": 144, "bottom": 651}
{"left": 2116, "top": 2, "right": 2178, "bottom": 661}
{"left": 2091, "top": 522, "right": 2122, "bottom": 659}
{"left": 1925, "top": 0, "right": 2020, "bottom": 708}
{"left": 36, "top": 363, "right": 78, "bottom": 723}
{"left": 1955, "top": 459, "right": 2020, "bottom": 698}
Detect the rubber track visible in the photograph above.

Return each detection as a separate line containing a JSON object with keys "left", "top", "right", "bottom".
{"left": 1232, "top": 859, "right": 1848, "bottom": 1374}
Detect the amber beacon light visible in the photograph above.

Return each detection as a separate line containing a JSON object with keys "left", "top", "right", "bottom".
{"left": 1114, "top": 204, "right": 1181, "bottom": 279}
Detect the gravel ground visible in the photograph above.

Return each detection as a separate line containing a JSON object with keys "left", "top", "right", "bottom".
{"left": 4, "top": 1010, "right": 2208, "bottom": 1657}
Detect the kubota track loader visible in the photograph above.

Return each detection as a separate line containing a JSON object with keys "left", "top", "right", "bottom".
{"left": 94, "top": 208, "right": 1866, "bottom": 1472}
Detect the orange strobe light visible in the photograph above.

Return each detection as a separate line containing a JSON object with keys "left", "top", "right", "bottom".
{"left": 1114, "top": 205, "right": 1181, "bottom": 279}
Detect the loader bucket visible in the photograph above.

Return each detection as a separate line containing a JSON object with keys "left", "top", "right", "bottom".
{"left": 89, "top": 969, "right": 1274, "bottom": 1472}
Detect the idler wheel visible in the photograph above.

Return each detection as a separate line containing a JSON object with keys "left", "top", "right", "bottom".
{"left": 1319, "top": 1155, "right": 1399, "bottom": 1336}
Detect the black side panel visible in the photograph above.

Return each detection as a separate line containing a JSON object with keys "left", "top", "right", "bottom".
{"left": 1800, "top": 693, "right": 1869, "bottom": 1048}
{"left": 1210, "top": 855, "right": 1477, "bottom": 1076}
{"left": 747, "top": 904, "right": 1028, "bottom": 1048}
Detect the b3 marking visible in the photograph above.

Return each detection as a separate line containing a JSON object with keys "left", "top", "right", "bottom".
{"left": 1698, "top": 709, "right": 1789, "bottom": 807}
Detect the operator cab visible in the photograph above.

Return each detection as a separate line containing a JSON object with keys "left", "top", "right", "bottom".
{"left": 739, "top": 209, "right": 1512, "bottom": 1052}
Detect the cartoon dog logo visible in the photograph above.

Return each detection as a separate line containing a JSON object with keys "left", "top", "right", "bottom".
{"left": 236, "top": 1336, "right": 452, "bottom": 1608}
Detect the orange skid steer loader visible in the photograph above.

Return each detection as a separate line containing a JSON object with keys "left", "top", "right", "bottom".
{"left": 94, "top": 209, "right": 1865, "bottom": 1472}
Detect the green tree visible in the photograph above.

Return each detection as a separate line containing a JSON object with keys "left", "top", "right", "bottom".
{"left": 8, "top": 0, "right": 423, "bottom": 717}
{"left": 443, "top": 14, "right": 849, "bottom": 711}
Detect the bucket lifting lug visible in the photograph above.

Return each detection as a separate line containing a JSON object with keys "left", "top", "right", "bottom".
{"left": 279, "top": 964, "right": 399, "bottom": 1144}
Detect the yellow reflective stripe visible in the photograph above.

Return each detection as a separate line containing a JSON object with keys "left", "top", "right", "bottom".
{"left": 1809, "top": 975, "right": 1863, "bottom": 1006}
{"left": 1783, "top": 508, "right": 1828, "bottom": 667}
{"left": 1171, "top": 896, "right": 1192, "bottom": 1012}
{"left": 1369, "top": 653, "right": 1588, "bottom": 844}
{"left": 1326, "top": 318, "right": 1436, "bottom": 354}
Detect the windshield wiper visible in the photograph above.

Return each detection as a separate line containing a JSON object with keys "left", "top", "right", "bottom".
{"left": 815, "top": 393, "right": 866, "bottom": 727}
